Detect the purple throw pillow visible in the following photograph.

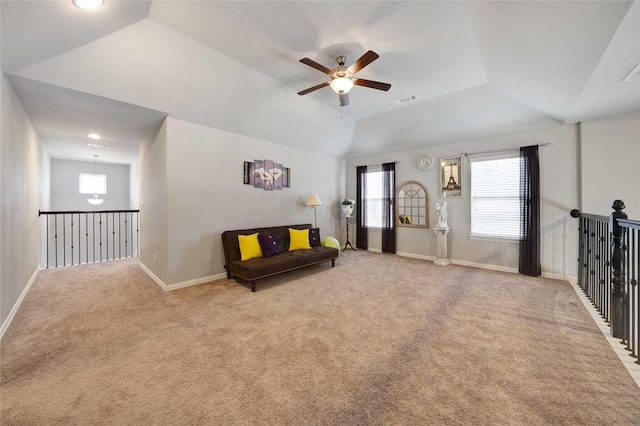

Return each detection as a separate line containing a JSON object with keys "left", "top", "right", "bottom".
{"left": 309, "top": 228, "right": 321, "bottom": 247}
{"left": 258, "top": 233, "right": 281, "bottom": 257}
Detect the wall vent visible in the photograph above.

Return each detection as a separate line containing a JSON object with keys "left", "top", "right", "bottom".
{"left": 622, "top": 63, "right": 640, "bottom": 82}
{"left": 394, "top": 95, "right": 419, "bottom": 105}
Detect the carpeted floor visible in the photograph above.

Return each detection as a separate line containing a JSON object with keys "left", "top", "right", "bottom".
{"left": 2, "top": 251, "right": 640, "bottom": 425}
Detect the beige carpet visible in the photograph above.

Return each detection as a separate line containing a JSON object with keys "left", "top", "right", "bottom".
{"left": 2, "top": 251, "right": 640, "bottom": 425}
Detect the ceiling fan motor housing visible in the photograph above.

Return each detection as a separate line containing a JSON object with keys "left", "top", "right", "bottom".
{"left": 331, "top": 57, "right": 354, "bottom": 94}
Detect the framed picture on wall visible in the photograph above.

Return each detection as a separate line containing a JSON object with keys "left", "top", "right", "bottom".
{"left": 263, "top": 160, "right": 274, "bottom": 191}
{"left": 440, "top": 156, "right": 463, "bottom": 198}
{"left": 273, "top": 163, "right": 283, "bottom": 190}
{"left": 253, "top": 160, "right": 265, "bottom": 189}
{"left": 283, "top": 167, "right": 290, "bottom": 188}
{"left": 243, "top": 161, "right": 255, "bottom": 185}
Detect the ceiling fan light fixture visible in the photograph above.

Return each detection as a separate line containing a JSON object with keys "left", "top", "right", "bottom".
{"left": 73, "top": 0, "right": 104, "bottom": 9}
{"left": 330, "top": 77, "right": 354, "bottom": 94}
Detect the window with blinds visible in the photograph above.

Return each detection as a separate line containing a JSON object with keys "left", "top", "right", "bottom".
{"left": 470, "top": 155, "right": 521, "bottom": 239}
{"left": 365, "top": 170, "right": 383, "bottom": 228}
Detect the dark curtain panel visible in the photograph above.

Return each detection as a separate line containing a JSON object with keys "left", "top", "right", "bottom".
{"left": 356, "top": 166, "right": 368, "bottom": 250}
{"left": 519, "top": 145, "right": 541, "bottom": 276}
{"left": 382, "top": 162, "right": 396, "bottom": 253}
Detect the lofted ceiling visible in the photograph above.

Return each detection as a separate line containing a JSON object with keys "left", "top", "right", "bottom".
{"left": 2, "top": 0, "right": 639, "bottom": 164}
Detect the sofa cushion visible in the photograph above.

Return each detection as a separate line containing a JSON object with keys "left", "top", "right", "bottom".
{"left": 289, "top": 228, "right": 311, "bottom": 250}
{"left": 238, "top": 233, "right": 262, "bottom": 261}
{"left": 258, "top": 233, "right": 281, "bottom": 258}
{"left": 309, "top": 228, "right": 321, "bottom": 247}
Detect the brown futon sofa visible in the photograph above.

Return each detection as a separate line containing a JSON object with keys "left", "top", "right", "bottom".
{"left": 221, "top": 224, "right": 339, "bottom": 292}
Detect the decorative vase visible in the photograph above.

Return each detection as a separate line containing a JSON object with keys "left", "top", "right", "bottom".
{"left": 341, "top": 204, "right": 354, "bottom": 218}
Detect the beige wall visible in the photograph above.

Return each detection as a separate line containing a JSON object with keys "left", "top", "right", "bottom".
{"left": 581, "top": 111, "right": 640, "bottom": 218}
{"left": 345, "top": 110, "right": 639, "bottom": 279}
{"left": 161, "top": 117, "right": 345, "bottom": 285}
{"left": 1, "top": 73, "right": 49, "bottom": 327}
{"left": 347, "top": 124, "right": 580, "bottom": 278}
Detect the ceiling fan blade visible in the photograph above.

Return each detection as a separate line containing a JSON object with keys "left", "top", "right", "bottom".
{"left": 339, "top": 93, "right": 349, "bottom": 107}
{"left": 297, "top": 82, "right": 330, "bottom": 96}
{"left": 354, "top": 79, "right": 391, "bottom": 91}
{"left": 300, "top": 58, "right": 332, "bottom": 74}
{"left": 347, "top": 50, "right": 379, "bottom": 74}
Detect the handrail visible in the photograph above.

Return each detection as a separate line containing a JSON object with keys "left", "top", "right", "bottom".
{"left": 40, "top": 209, "right": 140, "bottom": 215}
{"left": 570, "top": 209, "right": 608, "bottom": 222}
{"left": 619, "top": 219, "right": 640, "bottom": 230}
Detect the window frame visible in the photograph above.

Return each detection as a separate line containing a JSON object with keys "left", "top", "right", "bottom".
{"left": 79, "top": 173, "right": 107, "bottom": 195}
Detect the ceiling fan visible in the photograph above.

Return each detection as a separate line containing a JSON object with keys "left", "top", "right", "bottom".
{"left": 297, "top": 50, "right": 391, "bottom": 107}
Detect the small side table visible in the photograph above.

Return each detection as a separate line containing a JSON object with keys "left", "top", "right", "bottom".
{"left": 343, "top": 216, "right": 356, "bottom": 251}
{"left": 433, "top": 225, "right": 450, "bottom": 266}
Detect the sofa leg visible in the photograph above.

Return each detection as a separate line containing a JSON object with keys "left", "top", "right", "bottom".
{"left": 226, "top": 271, "right": 231, "bottom": 280}
{"left": 331, "top": 259, "right": 335, "bottom": 267}
{"left": 251, "top": 281, "right": 257, "bottom": 292}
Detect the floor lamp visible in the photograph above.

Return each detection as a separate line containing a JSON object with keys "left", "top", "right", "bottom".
{"left": 306, "top": 194, "right": 322, "bottom": 228}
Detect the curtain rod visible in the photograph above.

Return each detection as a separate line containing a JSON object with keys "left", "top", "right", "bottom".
{"left": 354, "top": 161, "right": 400, "bottom": 168}
{"left": 463, "top": 143, "right": 551, "bottom": 158}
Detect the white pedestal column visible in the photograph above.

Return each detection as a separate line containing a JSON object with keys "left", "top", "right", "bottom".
{"left": 433, "top": 226, "right": 450, "bottom": 266}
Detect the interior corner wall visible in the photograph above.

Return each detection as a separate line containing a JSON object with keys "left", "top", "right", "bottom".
{"left": 1, "top": 73, "right": 46, "bottom": 326}
{"left": 164, "top": 118, "right": 345, "bottom": 286}
{"left": 139, "top": 119, "right": 168, "bottom": 284}
{"left": 580, "top": 110, "right": 640, "bottom": 218}
{"left": 346, "top": 124, "right": 579, "bottom": 279}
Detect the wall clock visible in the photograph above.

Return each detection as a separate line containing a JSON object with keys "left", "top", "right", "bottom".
{"left": 417, "top": 154, "right": 434, "bottom": 171}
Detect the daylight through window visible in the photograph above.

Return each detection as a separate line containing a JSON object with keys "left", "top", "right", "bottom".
{"left": 79, "top": 173, "right": 107, "bottom": 195}
{"left": 470, "top": 155, "right": 520, "bottom": 239}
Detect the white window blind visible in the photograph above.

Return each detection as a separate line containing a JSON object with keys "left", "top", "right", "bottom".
{"left": 365, "top": 170, "right": 383, "bottom": 228}
{"left": 79, "top": 173, "right": 107, "bottom": 195}
{"left": 470, "top": 155, "right": 520, "bottom": 239}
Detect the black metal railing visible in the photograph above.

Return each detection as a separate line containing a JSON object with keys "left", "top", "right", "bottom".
{"left": 39, "top": 209, "right": 139, "bottom": 268}
{"left": 571, "top": 200, "right": 640, "bottom": 363}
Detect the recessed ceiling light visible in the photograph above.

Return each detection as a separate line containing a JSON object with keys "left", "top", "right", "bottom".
{"left": 73, "top": 0, "right": 104, "bottom": 10}
{"left": 87, "top": 133, "right": 101, "bottom": 140}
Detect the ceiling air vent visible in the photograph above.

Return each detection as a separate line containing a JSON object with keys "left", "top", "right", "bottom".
{"left": 622, "top": 63, "right": 640, "bottom": 83}
{"left": 394, "top": 95, "right": 419, "bottom": 105}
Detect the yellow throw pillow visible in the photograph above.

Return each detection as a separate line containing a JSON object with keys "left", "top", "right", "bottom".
{"left": 289, "top": 228, "right": 311, "bottom": 251}
{"left": 238, "top": 233, "right": 263, "bottom": 261}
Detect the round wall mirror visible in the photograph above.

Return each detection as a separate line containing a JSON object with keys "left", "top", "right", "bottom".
{"left": 396, "top": 181, "right": 429, "bottom": 228}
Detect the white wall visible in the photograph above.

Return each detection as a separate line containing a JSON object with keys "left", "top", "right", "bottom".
{"left": 0, "top": 73, "right": 48, "bottom": 327}
{"left": 129, "top": 159, "right": 140, "bottom": 210}
{"left": 346, "top": 124, "right": 580, "bottom": 279}
{"left": 50, "top": 159, "right": 130, "bottom": 211}
{"left": 581, "top": 111, "right": 640, "bottom": 218}
{"left": 158, "top": 117, "right": 345, "bottom": 285}
{"left": 140, "top": 120, "right": 168, "bottom": 283}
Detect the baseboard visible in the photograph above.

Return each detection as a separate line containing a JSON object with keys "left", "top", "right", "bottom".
{"left": 396, "top": 251, "right": 435, "bottom": 262}
{"left": 449, "top": 258, "right": 519, "bottom": 274}
{"left": 384, "top": 250, "right": 576, "bottom": 283}
{"left": 0, "top": 266, "right": 40, "bottom": 339}
{"left": 138, "top": 262, "right": 226, "bottom": 291}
